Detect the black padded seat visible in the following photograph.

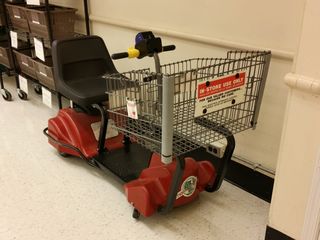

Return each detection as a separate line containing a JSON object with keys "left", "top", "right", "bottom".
{"left": 52, "top": 36, "right": 118, "bottom": 107}
{"left": 62, "top": 77, "right": 107, "bottom": 105}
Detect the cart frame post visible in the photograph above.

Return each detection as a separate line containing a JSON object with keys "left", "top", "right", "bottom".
{"left": 161, "top": 74, "right": 175, "bottom": 164}
{"left": 161, "top": 156, "right": 185, "bottom": 213}
{"left": 154, "top": 53, "right": 162, "bottom": 105}
{"left": 0, "top": 71, "right": 4, "bottom": 89}
{"left": 83, "top": 0, "right": 91, "bottom": 36}
{"left": 251, "top": 53, "right": 271, "bottom": 129}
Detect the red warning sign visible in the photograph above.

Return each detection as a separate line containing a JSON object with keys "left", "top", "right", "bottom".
{"left": 194, "top": 72, "right": 247, "bottom": 117}
{"left": 197, "top": 72, "right": 246, "bottom": 99}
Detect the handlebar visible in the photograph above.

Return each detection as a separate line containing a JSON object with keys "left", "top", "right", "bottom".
{"left": 162, "top": 45, "right": 176, "bottom": 52}
{"left": 112, "top": 52, "right": 129, "bottom": 60}
{"left": 111, "top": 45, "right": 176, "bottom": 60}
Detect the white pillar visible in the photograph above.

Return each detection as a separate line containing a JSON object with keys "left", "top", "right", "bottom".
{"left": 268, "top": 0, "right": 320, "bottom": 238}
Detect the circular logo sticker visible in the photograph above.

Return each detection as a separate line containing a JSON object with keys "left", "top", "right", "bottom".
{"left": 176, "top": 176, "right": 198, "bottom": 199}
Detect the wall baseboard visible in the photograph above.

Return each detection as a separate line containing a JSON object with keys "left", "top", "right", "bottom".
{"left": 265, "top": 226, "right": 295, "bottom": 240}
{"left": 226, "top": 160, "right": 274, "bottom": 202}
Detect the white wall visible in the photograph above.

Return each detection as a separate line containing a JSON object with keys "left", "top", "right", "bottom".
{"left": 89, "top": 0, "right": 303, "bottom": 52}
{"left": 50, "top": 0, "right": 306, "bottom": 172}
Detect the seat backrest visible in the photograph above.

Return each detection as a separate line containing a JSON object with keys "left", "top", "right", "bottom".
{"left": 52, "top": 36, "right": 117, "bottom": 90}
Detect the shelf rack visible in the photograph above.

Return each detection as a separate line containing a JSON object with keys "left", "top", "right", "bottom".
{"left": 0, "top": 0, "right": 18, "bottom": 101}
{"left": 0, "top": 0, "right": 91, "bottom": 103}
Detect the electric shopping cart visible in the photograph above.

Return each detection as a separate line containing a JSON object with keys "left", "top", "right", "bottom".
{"left": 45, "top": 31, "right": 271, "bottom": 218}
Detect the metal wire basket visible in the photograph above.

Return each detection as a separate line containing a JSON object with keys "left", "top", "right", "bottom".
{"left": 105, "top": 51, "right": 271, "bottom": 157}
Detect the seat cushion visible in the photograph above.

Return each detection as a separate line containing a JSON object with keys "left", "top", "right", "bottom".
{"left": 59, "top": 76, "right": 108, "bottom": 106}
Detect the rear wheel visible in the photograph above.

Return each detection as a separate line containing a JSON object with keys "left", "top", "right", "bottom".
{"left": 34, "top": 85, "right": 42, "bottom": 95}
{"left": 2, "top": 89, "right": 12, "bottom": 101}
{"left": 18, "top": 90, "right": 28, "bottom": 101}
{"left": 87, "top": 159, "right": 99, "bottom": 168}
{"left": 59, "top": 152, "right": 70, "bottom": 158}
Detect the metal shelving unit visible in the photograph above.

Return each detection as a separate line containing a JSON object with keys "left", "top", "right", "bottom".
{"left": 0, "top": 0, "right": 90, "bottom": 102}
{"left": 0, "top": 24, "right": 13, "bottom": 101}
{"left": 0, "top": 0, "right": 19, "bottom": 101}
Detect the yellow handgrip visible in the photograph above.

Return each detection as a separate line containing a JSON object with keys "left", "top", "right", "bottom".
{"left": 128, "top": 47, "right": 140, "bottom": 58}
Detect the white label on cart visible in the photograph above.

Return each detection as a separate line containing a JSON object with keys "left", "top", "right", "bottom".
{"left": 19, "top": 75, "right": 29, "bottom": 95}
{"left": 14, "top": 15, "right": 21, "bottom": 19}
{"left": 26, "top": 0, "right": 41, "bottom": 5}
{"left": 10, "top": 31, "right": 18, "bottom": 49}
{"left": 34, "top": 37, "right": 45, "bottom": 61}
{"left": 42, "top": 87, "right": 52, "bottom": 108}
{"left": 194, "top": 72, "right": 247, "bottom": 117}
{"left": 126, "top": 99, "right": 138, "bottom": 120}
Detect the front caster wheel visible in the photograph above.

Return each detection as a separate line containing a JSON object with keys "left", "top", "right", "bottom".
{"left": 34, "top": 85, "right": 42, "bottom": 95}
{"left": 18, "top": 90, "right": 28, "bottom": 101}
{"left": 2, "top": 89, "right": 12, "bottom": 101}
{"left": 132, "top": 208, "right": 140, "bottom": 219}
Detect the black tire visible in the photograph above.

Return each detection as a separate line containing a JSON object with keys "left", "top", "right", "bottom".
{"left": 59, "top": 152, "right": 70, "bottom": 158}
{"left": 205, "top": 185, "right": 215, "bottom": 192}
{"left": 18, "top": 90, "right": 28, "bottom": 101}
{"left": 132, "top": 208, "right": 140, "bottom": 219}
{"left": 34, "top": 85, "right": 42, "bottom": 95}
{"left": 205, "top": 182, "right": 220, "bottom": 192}
{"left": 2, "top": 89, "right": 12, "bottom": 101}
{"left": 87, "top": 159, "right": 99, "bottom": 168}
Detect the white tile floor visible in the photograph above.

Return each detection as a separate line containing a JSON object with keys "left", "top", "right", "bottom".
{"left": 0, "top": 78, "right": 269, "bottom": 240}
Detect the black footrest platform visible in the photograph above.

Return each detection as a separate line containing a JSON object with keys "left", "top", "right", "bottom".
{"left": 95, "top": 143, "right": 152, "bottom": 182}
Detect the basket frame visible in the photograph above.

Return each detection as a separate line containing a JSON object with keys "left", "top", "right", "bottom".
{"left": 106, "top": 51, "right": 272, "bottom": 159}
